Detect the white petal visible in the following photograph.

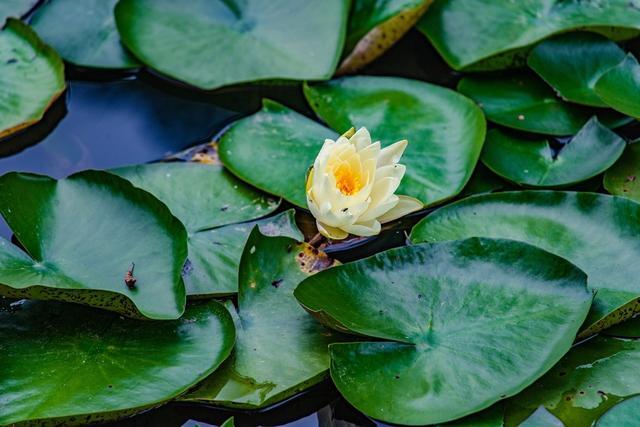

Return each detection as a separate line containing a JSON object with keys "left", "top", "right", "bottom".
{"left": 350, "top": 127, "right": 372, "bottom": 151}
{"left": 369, "top": 176, "right": 402, "bottom": 207}
{"left": 377, "top": 195, "right": 423, "bottom": 224}
{"left": 358, "top": 194, "right": 399, "bottom": 222}
{"left": 358, "top": 141, "right": 381, "bottom": 164}
{"left": 341, "top": 219, "right": 381, "bottom": 237}
{"left": 316, "top": 221, "right": 349, "bottom": 240}
{"left": 378, "top": 140, "right": 408, "bottom": 167}
{"left": 375, "top": 163, "right": 406, "bottom": 181}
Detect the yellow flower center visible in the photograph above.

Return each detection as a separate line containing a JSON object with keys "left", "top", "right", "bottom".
{"left": 333, "top": 163, "right": 362, "bottom": 195}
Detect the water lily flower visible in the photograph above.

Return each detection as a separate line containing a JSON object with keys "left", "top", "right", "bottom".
{"left": 306, "top": 127, "right": 423, "bottom": 240}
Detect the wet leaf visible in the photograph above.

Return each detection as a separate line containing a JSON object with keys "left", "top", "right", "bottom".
{"left": 595, "top": 53, "right": 640, "bottom": 119}
{"left": 30, "top": 0, "right": 139, "bottom": 69}
{"left": 295, "top": 238, "right": 591, "bottom": 425}
{"left": 527, "top": 33, "right": 626, "bottom": 107}
{"left": 417, "top": 0, "right": 640, "bottom": 71}
{"left": 0, "top": 171, "right": 187, "bottom": 319}
{"left": 0, "top": 0, "right": 37, "bottom": 22}
{"left": 482, "top": 118, "right": 625, "bottom": 187}
{"left": 181, "top": 230, "right": 342, "bottom": 408}
{"left": 596, "top": 395, "right": 640, "bottom": 426}
{"left": 304, "top": 76, "right": 486, "bottom": 206}
{"left": 604, "top": 140, "right": 640, "bottom": 202}
{"left": 0, "top": 19, "right": 65, "bottom": 139}
{"left": 411, "top": 191, "right": 640, "bottom": 337}
{"left": 114, "top": 0, "right": 349, "bottom": 90}
{"left": 0, "top": 299, "right": 234, "bottom": 426}
{"left": 457, "top": 73, "right": 631, "bottom": 136}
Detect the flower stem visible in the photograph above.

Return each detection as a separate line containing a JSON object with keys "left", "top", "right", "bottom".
{"left": 308, "top": 232, "right": 325, "bottom": 248}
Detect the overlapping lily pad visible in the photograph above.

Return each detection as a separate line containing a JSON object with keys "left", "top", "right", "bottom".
{"left": 0, "top": 171, "right": 187, "bottom": 319}
{"left": 604, "top": 141, "right": 640, "bottom": 202}
{"left": 0, "top": 19, "right": 65, "bottom": 139}
{"left": 0, "top": 299, "right": 235, "bottom": 425}
{"left": 219, "top": 99, "right": 337, "bottom": 208}
{"left": 295, "top": 238, "right": 591, "bottom": 425}
{"left": 457, "top": 73, "right": 630, "bottom": 135}
{"left": 339, "top": 0, "right": 432, "bottom": 74}
{"left": 597, "top": 395, "right": 640, "bottom": 426}
{"left": 114, "top": 0, "right": 349, "bottom": 90}
{"left": 304, "top": 76, "right": 486, "bottom": 205}
{"left": 182, "top": 230, "right": 342, "bottom": 408}
{"left": 505, "top": 336, "right": 640, "bottom": 427}
{"left": 0, "top": 0, "right": 37, "bottom": 22}
{"left": 527, "top": 33, "right": 626, "bottom": 107}
{"left": 481, "top": 119, "right": 626, "bottom": 187}
{"left": 417, "top": 0, "right": 640, "bottom": 70}
{"left": 411, "top": 191, "right": 640, "bottom": 336}
{"left": 520, "top": 407, "right": 563, "bottom": 427}
{"left": 30, "top": 0, "right": 139, "bottom": 69}
{"left": 595, "top": 54, "right": 640, "bottom": 119}
{"left": 185, "top": 209, "right": 302, "bottom": 296}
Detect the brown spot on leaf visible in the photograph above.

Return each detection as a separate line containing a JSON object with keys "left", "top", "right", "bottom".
{"left": 296, "top": 243, "right": 337, "bottom": 274}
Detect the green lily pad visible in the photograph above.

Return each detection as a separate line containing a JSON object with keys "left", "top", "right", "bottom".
{"left": 417, "top": 0, "right": 640, "bottom": 71}
{"left": 604, "top": 141, "right": 640, "bottom": 202}
{"left": 339, "top": 0, "right": 432, "bottom": 74}
{"left": 527, "top": 33, "right": 626, "bottom": 107}
{"left": 0, "top": 19, "right": 65, "bottom": 139}
{"left": 221, "top": 418, "right": 235, "bottom": 427}
{"left": 601, "top": 315, "right": 640, "bottom": 338}
{"left": 30, "top": 0, "right": 140, "bottom": 69}
{"left": 457, "top": 73, "right": 630, "bottom": 136}
{"left": 0, "top": 0, "right": 37, "bottom": 22}
{"left": 114, "top": 0, "right": 349, "bottom": 90}
{"left": 182, "top": 230, "right": 341, "bottom": 408}
{"left": 411, "top": 191, "right": 640, "bottom": 337}
{"left": 595, "top": 54, "right": 640, "bottom": 119}
{"left": 304, "top": 76, "right": 486, "bottom": 206}
{"left": 0, "top": 171, "right": 187, "bottom": 319}
{"left": 505, "top": 336, "right": 640, "bottom": 427}
{"left": 597, "top": 395, "right": 640, "bottom": 426}
{"left": 520, "top": 407, "right": 563, "bottom": 427}
{"left": 0, "top": 299, "right": 235, "bottom": 425}
{"left": 184, "top": 209, "right": 302, "bottom": 296}
{"left": 295, "top": 238, "right": 591, "bottom": 425}
{"left": 219, "top": 99, "right": 337, "bottom": 208}
{"left": 112, "top": 162, "right": 279, "bottom": 232}
{"left": 481, "top": 118, "right": 626, "bottom": 187}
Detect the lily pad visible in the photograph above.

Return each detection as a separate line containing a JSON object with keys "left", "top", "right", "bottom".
{"left": 411, "top": 191, "right": 640, "bottom": 337}
{"left": 595, "top": 54, "right": 640, "bottom": 119}
{"left": 481, "top": 118, "right": 626, "bottom": 187}
{"left": 295, "top": 238, "right": 591, "bottom": 425}
{"left": 0, "top": 0, "right": 37, "bottom": 22}
{"left": 527, "top": 33, "right": 626, "bottom": 107}
{"left": 184, "top": 209, "right": 303, "bottom": 296}
{"left": 0, "top": 171, "right": 187, "bottom": 320}
{"left": 219, "top": 99, "right": 337, "bottom": 208}
{"left": 114, "top": 0, "right": 349, "bottom": 90}
{"left": 182, "top": 230, "right": 341, "bottom": 408}
{"left": 30, "top": 0, "right": 140, "bottom": 69}
{"left": 304, "top": 76, "right": 486, "bottom": 205}
{"left": 457, "top": 73, "right": 630, "bottom": 135}
{"left": 597, "top": 395, "right": 640, "bottom": 426}
{"left": 604, "top": 140, "right": 640, "bottom": 202}
{"left": 505, "top": 336, "right": 640, "bottom": 427}
{"left": 602, "top": 315, "right": 640, "bottom": 338}
{"left": 520, "top": 407, "right": 563, "bottom": 427}
{"left": 417, "top": 0, "right": 640, "bottom": 70}
{"left": 0, "top": 299, "right": 235, "bottom": 426}
{"left": 338, "top": 0, "right": 432, "bottom": 74}
{"left": 0, "top": 19, "right": 65, "bottom": 139}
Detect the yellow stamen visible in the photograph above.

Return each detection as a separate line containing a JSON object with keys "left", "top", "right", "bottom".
{"left": 333, "top": 163, "right": 362, "bottom": 195}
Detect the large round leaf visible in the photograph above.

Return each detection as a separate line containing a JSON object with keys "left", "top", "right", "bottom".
{"left": 417, "top": 0, "right": 640, "bottom": 70}
{"left": 604, "top": 140, "right": 640, "bottom": 202}
{"left": 182, "top": 229, "right": 342, "bottom": 408}
{"left": 0, "top": 171, "right": 187, "bottom": 319}
{"left": 114, "top": 0, "right": 349, "bottom": 90}
{"left": 595, "top": 54, "right": 640, "bottom": 119}
{"left": 304, "top": 76, "right": 486, "bottom": 206}
{"left": 185, "top": 209, "right": 302, "bottom": 296}
{"left": 112, "top": 162, "right": 279, "bottom": 233}
{"left": 597, "top": 396, "right": 640, "bottom": 426}
{"left": 295, "top": 238, "right": 591, "bottom": 425}
{"left": 527, "top": 33, "right": 626, "bottom": 107}
{"left": 411, "top": 191, "right": 640, "bottom": 337}
{"left": 0, "top": 19, "right": 65, "bottom": 139}
{"left": 219, "top": 99, "right": 337, "bottom": 208}
{"left": 505, "top": 336, "right": 640, "bottom": 427}
{"left": 481, "top": 118, "right": 626, "bottom": 187}
{"left": 30, "top": 0, "right": 139, "bottom": 69}
{"left": 0, "top": 299, "right": 235, "bottom": 425}
{"left": 457, "top": 73, "right": 630, "bottom": 135}
{"left": 0, "top": 0, "right": 37, "bottom": 22}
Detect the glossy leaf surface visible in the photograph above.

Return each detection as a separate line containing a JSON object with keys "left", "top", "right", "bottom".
{"left": 604, "top": 141, "right": 640, "bottom": 202}
{"left": 596, "top": 395, "right": 640, "bottom": 426}
{"left": 295, "top": 238, "right": 591, "bottom": 425}
{"left": 595, "top": 54, "right": 640, "bottom": 118}
{"left": 0, "top": 0, "right": 37, "bottom": 22}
